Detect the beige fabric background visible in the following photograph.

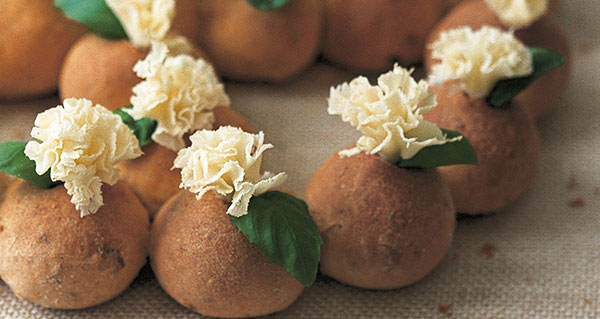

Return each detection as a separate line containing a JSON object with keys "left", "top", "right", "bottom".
{"left": 0, "top": 2, "right": 599, "bottom": 318}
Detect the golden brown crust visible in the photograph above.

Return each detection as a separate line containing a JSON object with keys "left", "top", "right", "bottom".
{"left": 59, "top": 34, "right": 146, "bottom": 111}
{"left": 0, "top": 180, "right": 150, "bottom": 309}
{"left": 323, "top": 0, "right": 445, "bottom": 73}
{"left": 117, "top": 108, "right": 252, "bottom": 218}
{"left": 188, "top": 0, "right": 323, "bottom": 82}
{"left": 0, "top": 173, "right": 12, "bottom": 204}
{"left": 305, "top": 152, "right": 455, "bottom": 289}
{"left": 0, "top": 0, "right": 86, "bottom": 99}
{"left": 425, "top": 0, "right": 571, "bottom": 119}
{"left": 425, "top": 84, "right": 540, "bottom": 214}
{"left": 513, "top": 14, "right": 571, "bottom": 119}
{"left": 150, "top": 190, "right": 304, "bottom": 317}
{"left": 213, "top": 106, "right": 254, "bottom": 133}
{"left": 117, "top": 143, "right": 180, "bottom": 217}
{"left": 171, "top": 0, "right": 204, "bottom": 44}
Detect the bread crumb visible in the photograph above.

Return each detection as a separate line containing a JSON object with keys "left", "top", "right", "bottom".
{"left": 437, "top": 304, "right": 453, "bottom": 317}
{"left": 480, "top": 243, "right": 498, "bottom": 259}
{"left": 567, "top": 198, "right": 585, "bottom": 208}
{"left": 566, "top": 176, "right": 578, "bottom": 190}
{"left": 584, "top": 298, "right": 591, "bottom": 305}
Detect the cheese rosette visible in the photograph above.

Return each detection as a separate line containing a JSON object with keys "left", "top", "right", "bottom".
{"left": 328, "top": 64, "right": 459, "bottom": 165}
{"left": 24, "top": 98, "right": 142, "bottom": 217}
{"left": 126, "top": 41, "right": 230, "bottom": 151}
{"left": 106, "top": 0, "right": 175, "bottom": 48}
{"left": 173, "top": 126, "right": 287, "bottom": 217}
{"left": 484, "top": 0, "right": 548, "bottom": 29}
{"left": 429, "top": 26, "right": 533, "bottom": 99}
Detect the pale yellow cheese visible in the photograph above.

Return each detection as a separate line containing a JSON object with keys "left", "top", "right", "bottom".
{"left": 24, "top": 98, "right": 142, "bottom": 217}
{"left": 484, "top": 0, "right": 548, "bottom": 29}
{"left": 127, "top": 41, "right": 230, "bottom": 151}
{"left": 328, "top": 64, "right": 457, "bottom": 164}
{"left": 106, "top": 0, "right": 175, "bottom": 48}
{"left": 174, "top": 126, "right": 287, "bottom": 217}
{"left": 429, "top": 26, "right": 533, "bottom": 99}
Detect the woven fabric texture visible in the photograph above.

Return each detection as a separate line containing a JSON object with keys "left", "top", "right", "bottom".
{"left": 0, "top": 2, "right": 599, "bottom": 318}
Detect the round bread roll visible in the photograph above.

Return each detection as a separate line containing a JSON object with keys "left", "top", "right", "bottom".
{"left": 0, "top": 180, "right": 150, "bottom": 309}
{"left": 305, "top": 151, "right": 455, "bottom": 289}
{"left": 59, "top": 34, "right": 146, "bottom": 111}
{"left": 186, "top": 0, "right": 322, "bottom": 82}
{"left": 511, "top": 14, "right": 571, "bottom": 120}
{"left": 117, "top": 107, "right": 253, "bottom": 217}
{"left": 0, "top": 0, "right": 86, "bottom": 99}
{"left": 150, "top": 190, "right": 304, "bottom": 317}
{"left": 424, "top": 84, "right": 540, "bottom": 214}
{"left": 323, "top": 0, "right": 445, "bottom": 73}
{"left": 59, "top": 33, "right": 211, "bottom": 111}
{"left": 425, "top": 0, "right": 571, "bottom": 120}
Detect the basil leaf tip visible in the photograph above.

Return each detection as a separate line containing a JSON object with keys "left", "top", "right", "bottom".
{"left": 113, "top": 106, "right": 158, "bottom": 148}
{"left": 397, "top": 129, "right": 478, "bottom": 169}
{"left": 54, "top": 0, "right": 128, "bottom": 40}
{"left": 0, "top": 142, "right": 59, "bottom": 189}
{"left": 487, "top": 47, "right": 565, "bottom": 108}
{"left": 231, "top": 191, "right": 323, "bottom": 287}
{"left": 246, "top": 0, "right": 291, "bottom": 11}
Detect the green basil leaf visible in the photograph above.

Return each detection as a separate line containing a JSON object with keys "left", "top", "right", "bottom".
{"left": 398, "top": 129, "right": 478, "bottom": 169}
{"left": 113, "top": 106, "right": 158, "bottom": 148}
{"left": 246, "top": 0, "right": 291, "bottom": 11}
{"left": 54, "top": 0, "right": 127, "bottom": 39}
{"left": 0, "top": 142, "right": 59, "bottom": 189}
{"left": 231, "top": 191, "right": 323, "bottom": 287}
{"left": 487, "top": 47, "right": 565, "bottom": 108}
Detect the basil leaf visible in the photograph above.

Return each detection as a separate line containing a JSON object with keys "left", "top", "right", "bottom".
{"left": 0, "top": 142, "right": 59, "bottom": 189}
{"left": 54, "top": 0, "right": 127, "bottom": 39}
{"left": 113, "top": 106, "right": 158, "bottom": 148}
{"left": 487, "top": 47, "right": 565, "bottom": 108}
{"left": 398, "top": 129, "right": 478, "bottom": 169}
{"left": 231, "top": 191, "right": 323, "bottom": 287}
{"left": 246, "top": 0, "right": 291, "bottom": 11}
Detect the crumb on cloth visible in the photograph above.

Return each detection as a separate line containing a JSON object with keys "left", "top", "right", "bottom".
{"left": 437, "top": 303, "right": 453, "bottom": 317}
{"left": 567, "top": 197, "right": 585, "bottom": 208}
{"left": 479, "top": 243, "right": 498, "bottom": 259}
{"left": 567, "top": 176, "right": 578, "bottom": 190}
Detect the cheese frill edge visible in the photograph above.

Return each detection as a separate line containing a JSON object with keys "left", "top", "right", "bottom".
{"left": 24, "top": 98, "right": 143, "bottom": 217}
{"left": 484, "top": 0, "right": 548, "bottom": 29}
{"left": 429, "top": 26, "right": 533, "bottom": 99}
{"left": 105, "top": 0, "right": 175, "bottom": 48}
{"left": 127, "top": 41, "right": 230, "bottom": 152}
{"left": 328, "top": 64, "right": 459, "bottom": 165}
{"left": 173, "top": 126, "right": 287, "bottom": 217}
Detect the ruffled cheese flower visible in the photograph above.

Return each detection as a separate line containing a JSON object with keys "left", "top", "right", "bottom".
{"left": 106, "top": 0, "right": 175, "bottom": 48}
{"left": 429, "top": 26, "right": 533, "bottom": 99}
{"left": 174, "top": 126, "right": 287, "bottom": 217}
{"left": 127, "top": 41, "right": 230, "bottom": 151}
{"left": 328, "top": 64, "right": 458, "bottom": 164}
{"left": 484, "top": 0, "right": 548, "bottom": 29}
{"left": 24, "top": 98, "right": 142, "bottom": 217}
